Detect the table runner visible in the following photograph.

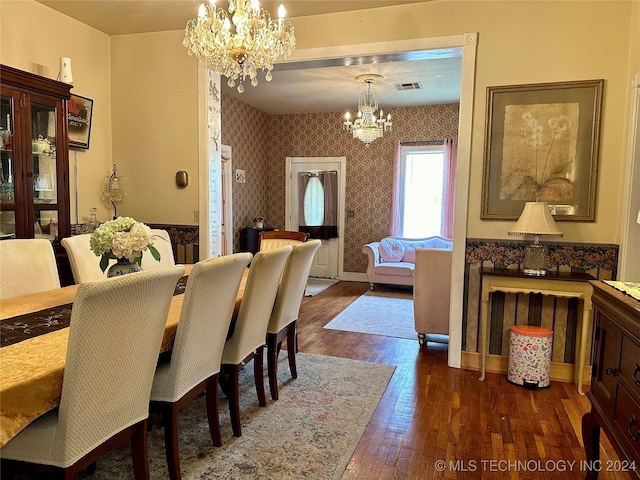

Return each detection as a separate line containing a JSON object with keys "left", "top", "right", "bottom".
{"left": 0, "top": 276, "right": 189, "bottom": 348}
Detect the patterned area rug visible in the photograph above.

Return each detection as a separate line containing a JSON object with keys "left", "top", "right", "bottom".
{"left": 78, "top": 353, "right": 395, "bottom": 480}
{"left": 323, "top": 289, "right": 416, "bottom": 340}
{"left": 305, "top": 277, "right": 339, "bottom": 296}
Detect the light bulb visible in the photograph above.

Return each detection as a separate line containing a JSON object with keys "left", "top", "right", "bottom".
{"left": 197, "top": 3, "right": 206, "bottom": 18}
{"left": 278, "top": 4, "right": 286, "bottom": 18}
{"left": 345, "top": 112, "right": 351, "bottom": 120}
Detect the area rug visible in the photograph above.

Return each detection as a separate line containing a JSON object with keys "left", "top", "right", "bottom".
{"left": 78, "top": 353, "right": 395, "bottom": 480}
{"left": 305, "top": 277, "right": 339, "bottom": 296}
{"left": 323, "top": 290, "right": 417, "bottom": 340}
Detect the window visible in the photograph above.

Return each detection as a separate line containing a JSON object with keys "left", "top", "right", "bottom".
{"left": 398, "top": 145, "right": 445, "bottom": 238}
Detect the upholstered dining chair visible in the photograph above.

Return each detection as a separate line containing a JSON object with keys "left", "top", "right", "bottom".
{"left": 220, "top": 246, "right": 292, "bottom": 437}
{"left": 62, "top": 230, "right": 172, "bottom": 284}
{"left": 258, "top": 230, "right": 309, "bottom": 251}
{"left": 149, "top": 252, "right": 251, "bottom": 480}
{"left": 141, "top": 229, "right": 175, "bottom": 270}
{"left": 61, "top": 233, "right": 110, "bottom": 283}
{"left": 266, "top": 239, "right": 321, "bottom": 400}
{"left": 0, "top": 265, "right": 185, "bottom": 480}
{"left": 0, "top": 238, "right": 60, "bottom": 300}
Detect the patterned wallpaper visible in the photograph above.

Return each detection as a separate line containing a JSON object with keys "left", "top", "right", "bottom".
{"left": 221, "top": 95, "right": 270, "bottom": 252}
{"left": 222, "top": 94, "right": 459, "bottom": 272}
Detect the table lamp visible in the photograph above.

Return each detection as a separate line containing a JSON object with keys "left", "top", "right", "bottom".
{"left": 508, "top": 201, "right": 562, "bottom": 276}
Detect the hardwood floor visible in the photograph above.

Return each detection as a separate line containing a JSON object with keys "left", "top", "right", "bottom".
{"left": 297, "top": 280, "right": 635, "bottom": 480}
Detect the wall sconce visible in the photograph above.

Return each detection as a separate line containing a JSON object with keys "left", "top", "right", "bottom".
{"left": 175, "top": 171, "right": 188, "bottom": 188}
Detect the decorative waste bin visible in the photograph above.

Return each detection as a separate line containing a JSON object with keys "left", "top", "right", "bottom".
{"left": 508, "top": 325, "right": 553, "bottom": 389}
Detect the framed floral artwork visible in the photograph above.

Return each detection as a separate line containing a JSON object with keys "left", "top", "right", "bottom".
{"left": 481, "top": 79, "right": 604, "bottom": 221}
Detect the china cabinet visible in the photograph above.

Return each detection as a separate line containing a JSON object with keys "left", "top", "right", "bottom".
{"left": 0, "top": 64, "right": 72, "bottom": 282}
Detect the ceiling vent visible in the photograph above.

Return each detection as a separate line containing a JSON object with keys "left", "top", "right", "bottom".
{"left": 394, "top": 81, "right": 423, "bottom": 91}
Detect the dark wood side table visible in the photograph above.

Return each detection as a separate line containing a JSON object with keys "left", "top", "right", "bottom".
{"left": 242, "top": 226, "right": 275, "bottom": 255}
{"left": 582, "top": 280, "right": 640, "bottom": 479}
{"left": 479, "top": 267, "right": 594, "bottom": 394}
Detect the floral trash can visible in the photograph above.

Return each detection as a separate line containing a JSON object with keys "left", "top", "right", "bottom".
{"left": 507, "top": 325, "right": 553, "bottom": 389}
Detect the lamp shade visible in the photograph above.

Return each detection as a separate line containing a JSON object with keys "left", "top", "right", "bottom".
{"left": 508, "top": 202, "right": 563, "bottom": 237}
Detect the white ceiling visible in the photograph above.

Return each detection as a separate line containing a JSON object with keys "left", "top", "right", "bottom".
{"left": 36, "top": 0, "right": 461, "bottom": 114}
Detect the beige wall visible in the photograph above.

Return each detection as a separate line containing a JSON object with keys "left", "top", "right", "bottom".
{"left": 3, "top": 1, "right": 637, "bottom": 249}
{"left": 630, "top": 1, "right": 640, "bottom": 77}
{"left": 0, "top": 0, "right": 113, "bottom": 224}
{"left": 110, "top": 31, "right": 199, "bottom": 225}
{"left": 291, "top": 1, "right": 633, "bottom": 244}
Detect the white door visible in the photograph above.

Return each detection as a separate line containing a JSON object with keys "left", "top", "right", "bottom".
{"left": 286, "top": 157, "right": 346, "bottom": 279}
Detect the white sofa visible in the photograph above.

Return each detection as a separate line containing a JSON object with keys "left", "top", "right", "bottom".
{"left": 362, "top": 236, "right": 453, "bottom": 290}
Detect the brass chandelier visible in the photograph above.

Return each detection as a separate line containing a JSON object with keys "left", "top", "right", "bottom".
{"left": 183, "top": 0, "right": 296, "bottom": 93}
{"left": 343, "top": 74, "right": 392, "bottom": 146}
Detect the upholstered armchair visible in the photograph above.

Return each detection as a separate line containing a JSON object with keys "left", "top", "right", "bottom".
{"left": 413, "top": 247, "right": 452, "bottom": 345}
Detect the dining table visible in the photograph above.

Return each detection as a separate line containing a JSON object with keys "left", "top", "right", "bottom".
{"left": 0, "top": 265, "right": 248, "bottom": 448}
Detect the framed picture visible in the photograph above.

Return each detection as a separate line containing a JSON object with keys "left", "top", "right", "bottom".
{"left": 67, "top": 94, "right": 93, "bottom": 149}
{"left": 481, "top": 79, "right": 604, "bottom": 221}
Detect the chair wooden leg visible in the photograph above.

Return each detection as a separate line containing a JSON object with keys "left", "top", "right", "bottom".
{"left": 267, "top": 333, "right": 280, "bottom": 400}
{"left": 287, "top": 321, "right": 298, "bottom": 379}
{"left": 205, "top": 374, "right": 222, "bottom": 447}
{"left": 162, "top": 404, "right": 181, "bottom": 480}
{"left": 254, "top": 346, "right": 267, "bottom": 407}
{"left": 86, "top": 461, "right": 97, "bottom": 475}
{"left": 131, "top": 419, "right": 151, "bottom": 480}
{"left": 225, "top": 364, "right": 242, "bottom": 437}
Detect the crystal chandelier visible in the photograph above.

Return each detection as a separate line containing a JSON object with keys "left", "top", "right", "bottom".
{"left": 343, "top": 74, "right": 392, "bottom": 146}
{"left": 183, "top": 0, "right": 296, "bottom": 93}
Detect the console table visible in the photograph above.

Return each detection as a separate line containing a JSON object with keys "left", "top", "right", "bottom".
{"left": 582, "top": 281, "right": 640, "bottom": 479}
{"left": 479, "top": 267, "right": 594, "bottom": 394}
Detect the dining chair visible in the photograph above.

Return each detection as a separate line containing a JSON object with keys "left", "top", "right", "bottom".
{"left": 258, "top": 230, "right": 309, "bottom": 251}
{"left": 149, "top": 252, "right": 251, "bottom": 480}
{"left": 62, "top": 230, "right": 174, "bottom": 284}
{"left": 61, "top": 233, "right": 110, "bottom": 283}
{"left": 220, "top": 246, "right": 292, "bottom": 437}
{"left": 0, "top": 238, "right": 61, "bottom": 300}
{"left": 266, "top": 239, "right": 321, "bottom": 400}
{"left": 141, "top": 229, "right": 175, "bottom": 270}
{"left": 0, "top": 265, "right": 185, "bottom": 480}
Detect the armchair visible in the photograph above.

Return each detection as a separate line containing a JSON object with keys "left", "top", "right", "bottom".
{"left": 413, "top": 247, "right": 452, "bottom": 345}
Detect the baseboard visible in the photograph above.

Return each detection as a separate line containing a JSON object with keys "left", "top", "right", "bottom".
{"left": 460, "top": 351, "right": 591, "bottom": 385}
{"left": 338, "top": 272, "right": 368, "bottom": 282}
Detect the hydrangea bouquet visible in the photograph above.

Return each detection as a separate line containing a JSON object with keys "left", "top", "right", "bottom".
{"left": 90, "top": 216, "right": 160, "bottom": 272}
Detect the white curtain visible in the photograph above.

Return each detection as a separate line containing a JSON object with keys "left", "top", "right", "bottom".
{"left": 298, "top": 171, "right": 338, "bottom": 239}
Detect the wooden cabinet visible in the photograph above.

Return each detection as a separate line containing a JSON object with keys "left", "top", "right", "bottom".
{"left": 582, "top": 281, "right": 640, "bottom": 479}
{"left": 242, "top": 226, "right": 275, "bottom": 255}
{"left": 0, "top": 65, "right": 72, "bottom": 283}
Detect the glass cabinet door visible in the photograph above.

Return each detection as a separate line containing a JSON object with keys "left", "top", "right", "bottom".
{"left": 31, "top": 100, "right": 59, "bottom": 241}
{"left": 0, "top": 92, "right": 16, "bottom": 238}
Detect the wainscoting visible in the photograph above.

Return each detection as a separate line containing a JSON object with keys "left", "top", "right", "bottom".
{"left": 147, "top": 224, "right": 199, "bottom": 264}
{"left": 72, "top": 223, "right": 200, "bottom": 265}
{"left": 462, "top": 239, "right": 618, "bottom": 380}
